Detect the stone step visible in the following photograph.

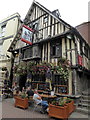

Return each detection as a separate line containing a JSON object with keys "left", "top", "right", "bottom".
{"left": 82, "top": 91, "right": 90, "bottom": 96}
{"left": 81, "top": 99, "right": 90, "bottom": 103}
{"left": 78, "top": 103, "right": 90, "bottom": 108}
{"left": 76, "top": 107, "right": 90, "bottom": 115}
{"left": 81, "top": 95, "right": 90, "bottom": 100}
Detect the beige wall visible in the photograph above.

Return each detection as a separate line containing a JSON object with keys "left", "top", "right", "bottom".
{"left": 0, "top": 13, "right": 21, "bottom": 71}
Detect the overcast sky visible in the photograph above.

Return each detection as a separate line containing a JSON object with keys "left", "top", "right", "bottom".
{"left": 0, "top": 0, "right": 89, "bottom": 27}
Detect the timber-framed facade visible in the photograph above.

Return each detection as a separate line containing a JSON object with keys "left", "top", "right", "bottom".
{"left": 8, "top": 1, "right": 90, "bottom": 95}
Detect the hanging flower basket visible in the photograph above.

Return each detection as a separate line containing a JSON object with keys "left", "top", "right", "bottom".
{"left": 13, "top": 62, "right": 27, "bottom": 76}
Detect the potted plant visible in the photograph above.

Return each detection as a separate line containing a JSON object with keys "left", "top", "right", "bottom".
{"left": 65, "top": 98, "right": 75, "bottom": 114}
{"left": 14, "top": 92, "right": 28, "bottom": 109}
{"left": 49, "top": 97, "right": 69, "bottom": 119}
{"left": 48, "top": 97, "right": 75, "bottom": 119}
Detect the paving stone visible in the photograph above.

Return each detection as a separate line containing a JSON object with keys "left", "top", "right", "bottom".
{"left": 0, "top": 98, "right": 89, "bottom": 119}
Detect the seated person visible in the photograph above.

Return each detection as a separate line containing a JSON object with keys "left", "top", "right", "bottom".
{"left": 33, "top": 89, "right": 48, "bottom": 113}
{"left": 22, "top": 87, "right": 26, "bottom": 93}
{"left": 26, "top": 87, "right": 34, "bottom": 97}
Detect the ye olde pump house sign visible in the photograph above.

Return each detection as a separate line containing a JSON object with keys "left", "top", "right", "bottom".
{"left": 21, "top": 25, "right": 34, "bottom": 45}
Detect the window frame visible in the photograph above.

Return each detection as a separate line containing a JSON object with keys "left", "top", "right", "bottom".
{"left": 1, "top": 24, "right": 6, "bottom": 37}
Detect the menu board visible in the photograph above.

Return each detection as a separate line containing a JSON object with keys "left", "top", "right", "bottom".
{"left": 38, "top": 83, "right": 50, "bottom": 90}
{"left": 38, "top": 84, "right": 45, "bottom": 90}
{"left": 31, "top": 83, "right": 37, "bottom": 89}
{"left": 58, "top": 86, "right": 67, "bottom": 94}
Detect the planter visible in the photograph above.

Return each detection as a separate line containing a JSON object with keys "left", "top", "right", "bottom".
{"left": 66, "top": 101, "right": 75, "bottom": 114}
{"left": 49, "top": 104, "right": 69, "bottom": 119}
{"left": 14, "top": 96, "right": 28, "bottom": 109}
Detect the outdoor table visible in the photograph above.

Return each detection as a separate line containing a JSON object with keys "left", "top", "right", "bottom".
{"left": 40, "top": 94, "right": 57, "bottom": 103}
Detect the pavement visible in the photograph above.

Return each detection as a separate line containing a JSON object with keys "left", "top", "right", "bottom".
{"left": 0, "top": 98, "right": 89, "bottom": 120}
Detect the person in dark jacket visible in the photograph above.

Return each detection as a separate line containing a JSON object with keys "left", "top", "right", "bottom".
{"left": 26, "top": 87, "right": 34, "bottom": 97}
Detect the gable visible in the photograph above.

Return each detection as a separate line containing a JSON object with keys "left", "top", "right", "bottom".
{"left": 8, "top": 1, "right": 71, "bottom": 52}
{"left": 24, "top": 1, "right": 71, "bottom": 42}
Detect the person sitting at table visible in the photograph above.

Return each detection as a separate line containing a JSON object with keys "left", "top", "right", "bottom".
{"left": 21, "top": 87, "right": 26, "bottom": 94}
{"left": 26, "top": 86, "right": 34, "bottom": 97}
{"left": 33, "top": 89, "right": 48, "bottom": 113}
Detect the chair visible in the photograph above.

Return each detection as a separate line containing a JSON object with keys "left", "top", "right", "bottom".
{"left": 28, "top": 96, "right": 34, "bottom": 106}
{"left": 33, "top": 100, "right": 44, "bottom": 113}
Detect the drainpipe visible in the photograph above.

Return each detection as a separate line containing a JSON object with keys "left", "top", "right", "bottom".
{"left": 72, "top": 35, "right": 78, "bottom": 95}
{"left": 9, "top": 53, "right": 15, "bottom": 87}
{"left": 73, "top": 69, "right": 78, "bottom": 95}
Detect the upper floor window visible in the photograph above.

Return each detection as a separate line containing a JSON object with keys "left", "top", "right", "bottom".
{"left": 52, "top": 45, "right": 62, "bottom": 57}
{"left": 32, "top": 20, "right": 39, "bottom": 31}
{"left": 84, "top": 46, "right": 88, "bottom": 58}
{"left": 44, "top": 16, "right": 48, "bottom": 23}
{"left": 1, "top": 24, "right": 6, "bottom": 37}
{"left": 51, "top": 40, "right": 62, "bottom": 57}
{"left": 23, "top": 47, "right": 32, "bottom": 59}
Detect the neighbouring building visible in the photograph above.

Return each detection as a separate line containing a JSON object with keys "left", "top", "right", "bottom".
{"left": 0, "top": 13, "right": 22, "bottom": 78}
{"left": 76, "top": 22, "right": 90, "bottom": 45}
{"left": 76, "top": 22, "right": 90, "bottom": 89}
{"left": 8, "top": 1, "right": 90, "bottom": 95}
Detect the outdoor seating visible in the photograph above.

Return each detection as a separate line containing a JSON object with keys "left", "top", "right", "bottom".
{"left": 33, "top": 100, "right": 43, "bottom": 113}
{"left": 28, "top": 96, "right": 34, "bottom": 106}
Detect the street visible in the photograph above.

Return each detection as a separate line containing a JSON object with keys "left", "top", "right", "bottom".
{"left": 0, "top": 98, "right": 89, "bottom": 120}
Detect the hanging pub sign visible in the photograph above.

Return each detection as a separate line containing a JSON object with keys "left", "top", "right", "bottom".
{"left": 21, "top": 25, "right": 34, "bottom": 45}
{"left": 78, "top": 55, "right": 83, "bottom": 66}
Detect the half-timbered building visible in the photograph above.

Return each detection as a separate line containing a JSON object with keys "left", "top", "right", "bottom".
{"left": 8, "top": 1, "right": 90, "bottom": 95}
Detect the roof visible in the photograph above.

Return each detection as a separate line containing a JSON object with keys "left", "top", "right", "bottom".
{"left": 0, "top": 13, "right": 21, "bottom": 24}
{"left": 8, "top": 1, "right": 90, "bottom": 52}
{"left": 8, "top": 0, "right": 73, "bottom": 52}
{"left": 24, "top": 0, "right": 72, "bottom": 29}
{"left": 76, "top": 21, "right": 90, "bottom": 28}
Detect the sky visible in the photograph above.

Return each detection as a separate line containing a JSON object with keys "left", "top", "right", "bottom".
{"left": 0, "top": 0, "right": 89, "bottom": 27}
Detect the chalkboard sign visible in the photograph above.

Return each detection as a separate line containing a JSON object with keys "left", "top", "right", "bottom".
{"left": 58, "top": 86, "right": 67, "bottom": 94}
{"left": 38, "top": 82, "right": 50, "bottom": 90}
{"left": 44, "top": 82, "right": 50, "bottom": 90}
{"left": 38, "top": 84, "right": 45, "bottom": 90}
{"left": 31, "top": 83, "right": 37, "bottom": 89}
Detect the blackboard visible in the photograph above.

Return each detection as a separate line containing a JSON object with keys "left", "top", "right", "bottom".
{"left": 38, "top": 82, "right": 50, "bottom": 90}
{"left": 38, "top": 84, "right": 45, "bottom": 90}
{"left": 31, "top": 83, "right": 37, "bottom": 89}
{"left": 58, "top": 86, "right": 67, "bottom": 94}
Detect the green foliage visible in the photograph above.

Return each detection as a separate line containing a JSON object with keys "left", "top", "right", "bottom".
{"left": 27, "top": 61, "right": 51, "bottom": 75}
{"left": 13, "top": 59, "right": 70, "bottom": 80}
{"left": 51, "top": 97, "right": 73, "bottom": 106}
{"left": 13, "top": 61, "right": 27, "bottom": 76}
{"left": 2, "top": 67, "right": 7, "bottom": 71}
{"left": 20, "top": 91, "right": 28, "bottom": 99}
{"left": 21, "top": 94, "right": 27, "bottom": 99}
{"left": 27, "top": 61, "right": 37, "bottom": 72}
{"left": 65, "top": 98, "right": 73, "bottom": 103}
{"left": 51, "top": 58, "right": 70, "bottom": 80}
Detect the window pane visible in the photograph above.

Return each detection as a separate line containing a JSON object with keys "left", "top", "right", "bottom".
{"left": 1, "top": 24, "right": 6, "bottom": 37}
